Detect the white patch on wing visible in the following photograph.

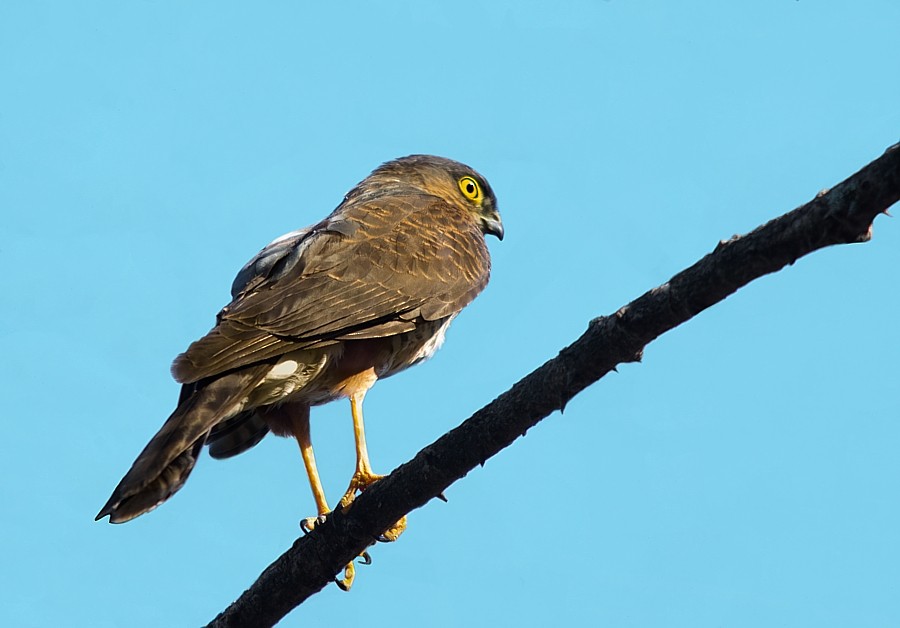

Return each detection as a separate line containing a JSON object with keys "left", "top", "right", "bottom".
{"left": 244, "top": 351, "right": 330, "bottom": 406}
{"left": 266, "top": 359, "right": 299, "bottom": 380}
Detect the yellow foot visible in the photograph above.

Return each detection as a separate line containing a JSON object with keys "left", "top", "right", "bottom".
{"left": 298, "top": 512, "right": 376, "bottom": 592}
{"left": 299, "top": 514, "right": 326, "bottom": 534}
{"left": 339, "top": 471, "right": 407, "bottom": 543}
{"left": 335, "top": 551, "right": 372, "bottom": 591}
{"left": 339, "top": 470, "right": 385, "bottom": 508}
{"left": 377, "top": 515, "right": 407, "bottom": 542}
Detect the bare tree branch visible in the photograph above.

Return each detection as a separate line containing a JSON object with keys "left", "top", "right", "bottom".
{"left": 207, "top": 142, "right": 900, "bottom": 628}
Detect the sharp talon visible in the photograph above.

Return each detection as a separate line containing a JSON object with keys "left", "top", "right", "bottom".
{"left": 437, "top": 492, "right": 448, "bottom": 503}
{"left": 376, "top": 515, "right": 408, "bottom": 543}
{"left": 336, "top": 561, "right": 355, "bottom": 591}
{"left": 334, "top": 551, "right": 370, "bottom": 590}
{"left": 300, "top": 513, "right": 329, "bottom": 534}
{"left": 300, "top": 512, "right": 330, "bottom": 534}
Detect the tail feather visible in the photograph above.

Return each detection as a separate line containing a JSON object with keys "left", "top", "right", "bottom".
{"left": 207, "top": 412, "right": 270, "bottom": 459}
{"left": 98, "top": 439, "right": 204, "bottom": 523}
{"left": 96, "top": 365, "right": 269, "bottom": 523}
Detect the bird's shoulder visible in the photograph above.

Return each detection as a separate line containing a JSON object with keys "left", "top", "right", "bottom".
{"left": 227, "top": 191, "right": 485, "bottom": 307}
{"left": 172, "top": 191, "right": 489, "bottom": 384}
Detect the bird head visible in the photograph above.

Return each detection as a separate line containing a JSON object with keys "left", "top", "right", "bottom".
{"left": 366, "top": 155, "right": 504, "bottom": 241}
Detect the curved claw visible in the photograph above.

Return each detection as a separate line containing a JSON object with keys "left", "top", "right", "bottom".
{"left": 333, "top": 551, "right": 373, "bottom": 591}
{"left": 376, "top": 515, "right": 408, "bottom": 543}
{"left": 335, "top": 561, "right": 355, "bottom": 592}
{"left": 300, "top": 514, "right": 328, "bottom": 535}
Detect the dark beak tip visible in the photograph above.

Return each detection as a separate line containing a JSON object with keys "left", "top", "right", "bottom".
{"left": 485, "top": 217, "right": 504, "bottom": 241}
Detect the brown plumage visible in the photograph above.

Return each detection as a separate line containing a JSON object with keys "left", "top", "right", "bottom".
{"left": 96, "top": 155, "right": 502, "bottom": 584}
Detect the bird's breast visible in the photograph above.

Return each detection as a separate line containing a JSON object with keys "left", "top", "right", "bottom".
{"left": 379, "top": 315, "right": 457, "bottom": 378}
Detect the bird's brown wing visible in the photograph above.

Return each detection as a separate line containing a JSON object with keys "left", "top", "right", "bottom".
{"left": 172, "top": 194, "right": 490, "bottom": 384}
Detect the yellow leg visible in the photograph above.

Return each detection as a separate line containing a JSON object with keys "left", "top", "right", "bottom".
{"left": 294, "top": 412, "right": 330, "bottom": 525}
{"left": 339, "top": 392, "right": 407, "bottom": 544}
{"left": 340, "top": 391, "right": 381, "bottom": 507}
{"left": 293, "top": 403, "right": 373, "bottom": 592}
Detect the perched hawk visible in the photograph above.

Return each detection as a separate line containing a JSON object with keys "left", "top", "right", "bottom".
{"left": 97, "top": 155, "right": 503, "bottom": 588}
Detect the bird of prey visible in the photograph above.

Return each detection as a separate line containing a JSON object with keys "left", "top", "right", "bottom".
{"left": 96, "top": 154, "right": 503, "bottom": 589}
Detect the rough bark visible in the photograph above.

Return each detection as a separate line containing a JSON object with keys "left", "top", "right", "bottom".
{"left": 207, "top": 142, "right": 900, "bottom": 628}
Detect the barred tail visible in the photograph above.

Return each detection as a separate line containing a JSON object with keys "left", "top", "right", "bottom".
{"left": 207, "top": 412, "right": 270, "bottom": 459}
{"left": 96, "top": 366, "right": 268, "bottom": 524}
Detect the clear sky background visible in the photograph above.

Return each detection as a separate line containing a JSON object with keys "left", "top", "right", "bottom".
{"left": 3, "top": 2, "right": 899, "bottom": 627}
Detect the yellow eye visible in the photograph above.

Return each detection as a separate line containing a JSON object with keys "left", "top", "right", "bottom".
{"left": 458, "top": 176, "right": 482, "bottom": 203}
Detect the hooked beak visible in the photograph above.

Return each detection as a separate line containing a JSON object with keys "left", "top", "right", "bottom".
{"left": 482, "top": 211, "right": 504, "bottom": 241}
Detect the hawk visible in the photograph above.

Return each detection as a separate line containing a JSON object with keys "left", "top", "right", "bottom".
{"left": 96, "top": 155, "right": 503, "bottom": 589}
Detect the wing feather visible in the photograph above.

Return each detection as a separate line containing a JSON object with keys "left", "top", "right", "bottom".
{"left": 172, "top": 193, "right": 490, "bottom": 384}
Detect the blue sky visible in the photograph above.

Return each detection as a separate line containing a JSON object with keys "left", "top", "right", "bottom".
{"left": 3, "top": 2, "right": 899, "bottom": 626}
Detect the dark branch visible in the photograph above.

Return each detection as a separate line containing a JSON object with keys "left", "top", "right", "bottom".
{"left": 207, "top": 142, "right": 900, "bottom": 628}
